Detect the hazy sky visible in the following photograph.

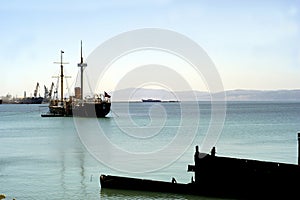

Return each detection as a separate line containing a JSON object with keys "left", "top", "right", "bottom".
{"left": 1, "top": 0, "right": 299, "bottom": 97}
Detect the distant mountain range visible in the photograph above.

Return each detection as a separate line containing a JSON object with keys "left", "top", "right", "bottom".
{"left": 110, "top": 88, "right": 300, "bottom": 102}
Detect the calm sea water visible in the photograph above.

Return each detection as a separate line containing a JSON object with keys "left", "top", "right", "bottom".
{"left": 0, "top": 102, "right": 299, "bottom": 199}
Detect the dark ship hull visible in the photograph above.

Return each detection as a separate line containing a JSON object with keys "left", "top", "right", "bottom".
{"left": 142, "top": 99, "right": 161, "bottom": 102}
{"left": 100, "top": 133, "right": 300, "bottom": 199}
{"left": 19, "top": 97, "right": 44, "bottom": 104}
{"left": 72, "top": 102, "right": 111, "bottom": 117}
{"left": 42, "top": 101, "right": 111, "bottom": 118}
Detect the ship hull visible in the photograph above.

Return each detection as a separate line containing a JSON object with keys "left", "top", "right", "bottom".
{"left": 72, "top": 102, "right": 111, "bottom": 117}
{"left": 19, "top": 97, "right": 44, "bottom": 104}
{"left": 142, "top": 99, "right": 161, "bottom": 102}
{"left": 42, "top": 102, "right": 111, "bottom": 118}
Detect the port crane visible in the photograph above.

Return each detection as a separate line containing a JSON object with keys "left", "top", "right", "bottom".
{"left": 48, "top": 82, "right": 54, "bottom": 99}
{"left": 33, "top": 82, "right": 40, "bottom": 98}
{"left": 44, "top": 82, "right": 55, "bottom": 99}
{"left": 44, "top": 85, "right": 49, "bottom": 98}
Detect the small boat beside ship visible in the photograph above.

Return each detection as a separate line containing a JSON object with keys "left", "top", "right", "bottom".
{"left": 100, "top": 132, "right": 300, "bottom": 199}
{"left": 41, "top": 41, "right": 111, "bottom": 118}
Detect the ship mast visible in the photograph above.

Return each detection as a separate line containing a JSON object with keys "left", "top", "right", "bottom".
{"left": 54, "top": 50, "right": 69, "bottom": 105}
{"left": 77, "top": 40, "right": 87, "bottom": 100}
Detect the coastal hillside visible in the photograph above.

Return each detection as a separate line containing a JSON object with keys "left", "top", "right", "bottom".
{"left": 110, "top": 88, "right": 300, "bottom": 102}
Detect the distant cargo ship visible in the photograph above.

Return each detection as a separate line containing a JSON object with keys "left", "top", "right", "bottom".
{"left": 141, "top": 99, "right": 161, "bottom": 102}
{"left": 141, "top": 99, "right": 180, "bottom": 103}
{"left": 19, "top": 82, "right": 44, "bottom": 104}
{"left": 19, "top": 97, "right": 44, "bottom": 104}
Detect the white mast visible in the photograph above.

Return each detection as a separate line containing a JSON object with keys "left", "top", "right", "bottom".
{"left": 77, "top": 40, "right": 87, "bottom": 100}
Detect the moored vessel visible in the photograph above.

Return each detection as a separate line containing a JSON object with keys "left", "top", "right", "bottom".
{"left": 20, "top": 82, "right": 44, "bottom": 104}
{"left": 20, "top": 96, "right": 44, "bottom": 104}
{"left": 41, "top": 41, "right": 111, "bottom": 117}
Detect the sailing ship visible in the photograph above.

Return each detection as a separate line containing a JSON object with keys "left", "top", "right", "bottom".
{"left": 41, "top": 41, "right": 111, "bottom": 117}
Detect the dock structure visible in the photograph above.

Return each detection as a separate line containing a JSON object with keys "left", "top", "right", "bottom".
{"left": 100, "top": 132, "right": 300, "bottom": 199}
{"left": 188, "top": 145, "right": 300, "bottom": 199}
{"left": 298, "top": 132, "right": 300, "bottom": 165}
